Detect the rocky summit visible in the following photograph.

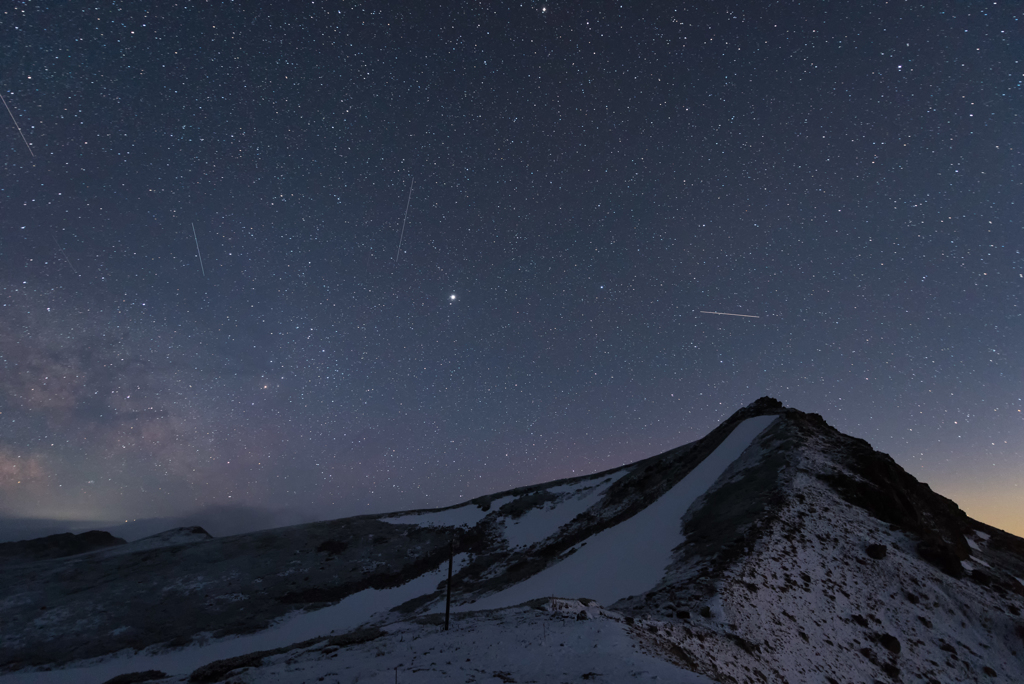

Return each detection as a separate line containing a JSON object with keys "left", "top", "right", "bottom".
{"left": 1, "top": 398, "right": 1022, "bottom": 684}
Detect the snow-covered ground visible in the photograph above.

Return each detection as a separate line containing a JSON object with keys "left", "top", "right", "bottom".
{"left": 93, "top": 527, "right": 212, "bottom": 558}
{"left": 463, "top": 415, "right": 777, "bottom": 610}
{"left": 383, "top": 497, "right": 514, "bottom": 529}
{"left": 0, "top": 418, "right": 773, "bottom": 684}
{"left": 646, "top": 429, "right": 1024, "bottom": 684}
{"left": 502, "top": 471, "right": 626, "bottom": 548}
{"left": 120, "top": 600, "right": 716, "bottom": 684}
{"left": 0, "top": 555, "right": 468, "bottom": 684}
{"left": 5, "top": 402, "right": 1023, "bottom": 684}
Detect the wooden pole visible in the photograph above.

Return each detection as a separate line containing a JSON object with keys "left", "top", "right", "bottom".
{"left": 444, "top": 538, "right": 453, "bottom": 630}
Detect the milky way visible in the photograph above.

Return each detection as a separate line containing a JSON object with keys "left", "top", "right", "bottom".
{"left": 1, "top": 1, "right": 1020, "bottom": 535}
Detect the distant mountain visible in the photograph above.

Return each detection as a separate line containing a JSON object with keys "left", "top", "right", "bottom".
{"left": 0, "top": 505, "right": 322, "bottom": 545}
{"left": 0, "top": 530, "right": 125, "bottom": 563}
{"left": 1, "top": 398, "right": 1022, "bottom": 684}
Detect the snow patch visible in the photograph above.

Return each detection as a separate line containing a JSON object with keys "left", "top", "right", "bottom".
{"left": 463, "top": 415, "right": 777, "bottom": 609}
{"left": 383, "top": 496, "right": 513, "bottom": 528}
{"left": 1, "top": 555, "right": 470, "bottom": 684}
{"left": 504, "top": 473, "right": 624, "bottom": 548}
{"left": 148, "top": 606, "right": 715, "bottom": 684}
{"left": 969, "top": 555, "right": 991, "bottom": 568}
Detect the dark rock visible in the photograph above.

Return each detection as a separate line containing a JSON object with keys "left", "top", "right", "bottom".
{"left": 971, "top": 569, "right": 992, "bottom": 586}
{"left": 816, "top": 429, "right": 974, "bottom": 578}
{"left": 676, "top": 610, "right": 690, "bottom": 619}
{"left": 748, "top": 396, "right": 783, "bottom": 413}
{"left": 102, "top": 672, "right": 168, "bottom": 684}
{"left": 983, "top": 666, "right": 997, "bottom": 677}
{"left": 577, "top": 610, "right": 590, "bottom": 621}
{"left": 725, "top": 633, "right": 761, "bottom": 654}
{"left": 699, "top": 606, "right": 712, "bottom": 618}
{"left": 859, "top": 647, "right": 879, "bottom": 665}
{"left": 189, "top": 627, "right": 381, "bottom": 683}
{"left": 852, "top": 614, "right": 870, "bottom": 628}
{"left": 917, "top": 538, "right": 965, "bottom": 578}
{"left": 877, "top": 633, "right": 901, "bottom": 654}
{"left": 0, "top": 530, "right": 126, "bottom": 562}
{"left": 866, "top": 544, "right": 888, "bottom": 560}
{"left": 882, "top": 663, "right": 901, "bottom": 679}
{"left": 316, "top": 539, "right": 348, "bottom": 555}
{"left": 905, "top": 592, "right": 919, "bottom": 604}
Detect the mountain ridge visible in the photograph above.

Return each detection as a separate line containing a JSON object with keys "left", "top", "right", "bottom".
{"left": 1, "top": 398, "right": 1022, "bottom": 684}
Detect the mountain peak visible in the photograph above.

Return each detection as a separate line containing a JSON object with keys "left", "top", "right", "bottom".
{"left": 2, "top": 401, "right": 1022, "bottom": 683}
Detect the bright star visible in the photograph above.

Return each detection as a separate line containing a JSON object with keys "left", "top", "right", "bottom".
{"left": 450, "top": 294, "right": 457, "bottom": 301}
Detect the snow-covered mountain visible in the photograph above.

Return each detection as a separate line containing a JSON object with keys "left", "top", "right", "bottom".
{"left": 2, "top": 398, "right": 1022, "bottom": 683}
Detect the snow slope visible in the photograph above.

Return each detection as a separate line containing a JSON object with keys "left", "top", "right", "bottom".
{"left": 464, "top": 415, "right": 777, "bottom": 609}
{"left": 93, "top": 527, "right": 212, "bottom": 558}
{"left": 502, "top": 471, "right": 626, "bottom": 548}
{"left": 0, "top": 555, "right": 468, "bottom": 684}
{"left": 147, "top": 600, "right": 718, "bottom": 684}
{"left": 383, "top": 497, "right": 513, "bottom": 529}
{"left": 4, "top": 399, "right": 1024, "bottom": 684}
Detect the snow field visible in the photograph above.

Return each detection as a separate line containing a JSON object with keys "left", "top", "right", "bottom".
{"left": 502, "top": 471, "right": 626, "bottom": 548}
{"left": 0, "top": 555, "right": 470, "bottom": 684}
{"left": 691, "top": 444, "right": 1024, "bottom": 684}
{"left": 149, "top": 602, "right": 717, "bottom": 683}
{"left": 462, "top": 415, "right": 778, "bottom": 610}
{"left": 383, "top": 497, "right": 513, "bottom": 529}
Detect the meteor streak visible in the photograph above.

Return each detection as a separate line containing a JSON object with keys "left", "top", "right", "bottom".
{"left": 395, "top": 176, "right": 414, "bottom": 263}
{"left": 54, "top": 236, "right": 77, "bottom": 274}
{"left": 700, "top": 311, "right": 760, "bottom": 318}
{"left": 0, "top": 91, "right": 33, "bottom": 157}
{"left": 192, "top": 223, "right": 206, "bottom": 276}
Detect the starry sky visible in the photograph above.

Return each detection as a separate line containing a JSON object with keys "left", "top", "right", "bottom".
{"left": 1, "top": 1, "right": 1021, "bottom": 539}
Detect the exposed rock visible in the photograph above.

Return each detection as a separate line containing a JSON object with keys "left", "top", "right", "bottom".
{"left": 866, "top": 543, "right": 887, "bottom": 560}
{"left": 0, "top": 530, "right": 126, "bottom": 563}
{"left": 101, "top": 671, "right": 169, "bottom": 684}
{"left": 4, "top": 398, "right": 1024, "bottom": 684}
{"left": 917, "top": 538, "right": 965, "bottom": 578}
{"left": 188, "top": 627, "right": 382, "bottom": 683}
{"left": 877, "top": 633, "right": 901, "bottom": 654}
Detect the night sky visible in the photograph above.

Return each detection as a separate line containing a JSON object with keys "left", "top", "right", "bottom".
{"left": 1, "top": 1, "right": 1021, "bottom": 539}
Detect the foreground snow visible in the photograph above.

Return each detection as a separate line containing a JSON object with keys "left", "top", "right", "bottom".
{"left": 0, "top": 556, "right": 466, "bottom": 684}
{"left": 6, "top": 400, "right": 1022, "bottom": 684}
{"left": 139, "top": 600, "right": 716, "bottom": 684}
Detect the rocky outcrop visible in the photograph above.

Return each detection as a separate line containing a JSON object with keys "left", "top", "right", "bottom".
{"left": 0, "top": 530, "right": 126, "bottom": 563}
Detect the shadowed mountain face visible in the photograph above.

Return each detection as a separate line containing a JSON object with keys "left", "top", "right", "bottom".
{"left": 2, "top": 398, "right": 1022, "bottom": 684}
{"left": 0, "top": 530, "right": 126, "bottom": 563}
